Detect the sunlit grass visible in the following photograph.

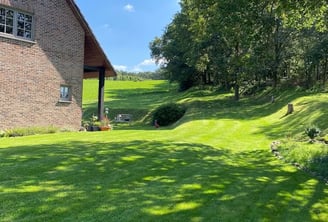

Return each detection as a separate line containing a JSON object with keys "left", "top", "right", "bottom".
{"left": 1, "top": 80, "right": 328, "bottom": 221}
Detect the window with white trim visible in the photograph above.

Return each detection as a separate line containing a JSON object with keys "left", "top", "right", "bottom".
{"left": 60, "top": 85, "right": 72, "bottom": 102}
{"left": 0, "top": 6, "right": 33, "bottom": 40}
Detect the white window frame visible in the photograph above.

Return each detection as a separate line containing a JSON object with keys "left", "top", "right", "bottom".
{"left": 59, "top": 85, "right": 72, "bottom": 102}
{"left": 0, "top": 6, "right": 33, "bottom": 41}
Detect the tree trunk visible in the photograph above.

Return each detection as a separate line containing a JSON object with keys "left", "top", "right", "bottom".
{"left": 202, "top": 72, "right": 206, "bottom": 85}
{"left": 272, "top": 70, "right": 278, "bottom": 88}
{"left": 287, "top": 103, "right": 294, "bottom": 115}
{"left": 272, "top": 18, "right": 281, "bottom": 88}
{"left": 323, "top": 57, "right": 327, "bottom": 86}
{"left": 234, "top": 41, "right": 241, "bottom": 101}
{"left": 234, "top": 84, "right": 240, "bottom": 101}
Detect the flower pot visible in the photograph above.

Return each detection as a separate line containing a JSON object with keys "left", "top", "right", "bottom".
{"left": 88, "top": 126, "right": 100, "bottom": 131}
{"left": 100, "top": 126, "right": 110, "bottom": 131}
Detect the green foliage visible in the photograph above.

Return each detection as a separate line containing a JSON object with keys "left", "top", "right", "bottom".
{"left": 83, "top": 80, "right": 180, "bottom": 126}
{"left": 0, "top": 126, "right": 59, "bottom": 138}
{"left": 1, "top": 80, "right": 328, "bottom": 221}
{"left": 305, "top": 126, "right": 321, "bottom": 140}
{"left": 150, "top": 0, "right": 328, "bottom": 96}
{"left": 278, "top": 140, "right": 328, "bottom": 179}
{"left": 112, "top": 70, "right": 165, "bottom": 81}
{"left": 153, "top": 103, "right": 186, "bottom": 126}
{"left": 0, "top": 130, "right": 5, "bottom": 138}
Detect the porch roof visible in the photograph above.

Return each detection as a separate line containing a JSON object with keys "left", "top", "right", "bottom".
{"left": 66, "top": 0, "right": 117, "bottom": 79}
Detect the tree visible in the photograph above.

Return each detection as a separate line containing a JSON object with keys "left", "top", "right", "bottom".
{"left": 150, "top": 0, "right": 328, "bottom": 95}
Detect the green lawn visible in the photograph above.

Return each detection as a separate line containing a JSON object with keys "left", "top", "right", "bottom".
{"left": 0, "top": 80, "right": 327, "bottom": 221}
{"left": 82, "top": 80, "right": 177, "bottom": 123}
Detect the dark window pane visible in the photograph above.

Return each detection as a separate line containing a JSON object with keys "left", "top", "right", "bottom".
{"left": 17, "top": 13, "right": 24, "bottom": 21}
{"left": 0, "top": 9, "right": 5, "bottom": 16}
{"left": 18, "top": 21, "right": 24, "bottom": 29}
{"left": 6, "top": 26, "right": 12, "bottom": 34}
{"left": 26, "top": 15, "right": 32, "bottom": 23}
{"left": 25, "top": 23, "right": 31, "bottom": 30}
{"left": 0, "top": 25, "right": 4, "bottom": 32}
{"left": 25, "top": 31, "right": 31, "bottom": 38}
{"left": 6, "top": 10, "right": 13, "bottom": 18}
{"left": 0, "top": 16, "right": 5, "bottom": 24}
{"left": 6, "top": 18, "right": 13, "bottom": 26}
{"left": 17, "top": 29, "right": 24, "bottom": 37}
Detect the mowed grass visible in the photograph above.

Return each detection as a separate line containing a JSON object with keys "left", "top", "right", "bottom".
{"left": 0, "top": 80, "right": 327, "bottom": 221}
{"left": 82, "top": 80, "right": 177, "bottom": 123}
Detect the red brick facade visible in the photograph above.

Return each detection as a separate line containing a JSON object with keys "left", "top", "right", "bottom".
{"left": 0, "top": 0, "right": 86, "bottom": 130}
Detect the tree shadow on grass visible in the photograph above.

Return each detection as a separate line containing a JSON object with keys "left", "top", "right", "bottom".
{"left": 256, "top": 98, "right": 328, "bottom": 140}
{"left": 83, "top": 81, "right": 178, "bottom": 123}
{"left": 83, "top": 89, "right": 312, "bottom": 132}
{"left": 1, "top": 140, "right": 327, "bottom": 221}
{"left": 183, "top": 90, "right": 310, "bottom": 122}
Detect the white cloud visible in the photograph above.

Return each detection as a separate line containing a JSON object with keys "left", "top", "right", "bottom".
{"left": 113, "top": 65, "right": 128, "bottom": 71}
{"left": 140, "top": 59, "right": 156, "bottom": 66}
{"left": 124, "top": 4, "right": 135, "bottom": 12}
{"left": 114, "top": 59, "right": 160, "bottom": 73}
{"left": 131, "top": 59, "right": 157, "bottom": 72}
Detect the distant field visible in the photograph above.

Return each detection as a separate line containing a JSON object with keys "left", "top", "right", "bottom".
{"left": 1, "top": 80, "right": 327, "bottom": 221}
{"left": 82, "top": 80, "right": 178, "bottom": 124}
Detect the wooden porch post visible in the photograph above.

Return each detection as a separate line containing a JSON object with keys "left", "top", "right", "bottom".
{"left": 98, "top": 67, "right": 105, "bottom": 121}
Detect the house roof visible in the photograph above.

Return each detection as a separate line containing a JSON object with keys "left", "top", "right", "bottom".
{"left": 66, "top": 0, "right": 117, "bottom": 78}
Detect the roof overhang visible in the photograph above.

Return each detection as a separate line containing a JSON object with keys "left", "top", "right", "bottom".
{"left": 66, "top": 0, "right": 117, "bottom": 79}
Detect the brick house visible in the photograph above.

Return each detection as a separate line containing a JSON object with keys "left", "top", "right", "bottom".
{"left": 0, "top": 0, "right": 116, "bottom": 130}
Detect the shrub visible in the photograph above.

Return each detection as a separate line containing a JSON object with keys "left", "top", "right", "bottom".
{"left": 153, "top": 103, "right": 186, "bottom": 126}
{"left": 278, "top": 140, "right": 328, "bottom": 179}
{"left": 179, "top": 79, "right": 194, "bottom": 92}
{"left": 0, "top": 130, "right": 5, "bottom": 138}
{"left": 305, "top": 126, "right": 321, "bottom": 141}
{"left": 1, "top": 126, "right": 59, "bottom": 138}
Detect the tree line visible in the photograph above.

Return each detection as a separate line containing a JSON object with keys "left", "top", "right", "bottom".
{"left": 150, "top": 0, "right": 328, "bottom": 99}
{"left": 111, "top": 70, "right": 166, "bottom": 81}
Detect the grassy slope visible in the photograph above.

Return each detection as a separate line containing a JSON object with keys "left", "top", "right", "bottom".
{"left": 0, "top": 80, "right": 327, "bottom": 221}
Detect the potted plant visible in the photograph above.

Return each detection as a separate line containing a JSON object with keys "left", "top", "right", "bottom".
{"left": 87, "top": 114, "right": 100, "bottom": 131}
{"left": 99, "top": 116, "right": 112, "bottom": 131}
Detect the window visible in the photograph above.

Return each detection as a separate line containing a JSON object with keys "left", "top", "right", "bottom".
{"left": 60, "top": 85, "right": 72, "bottom": 102}
{"left": 0, "top": 6, "right": 33, "bottom": 40}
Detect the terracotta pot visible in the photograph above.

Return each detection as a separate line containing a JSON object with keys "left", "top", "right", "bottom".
{"left": 100, "top": 126, "right": 110, "bottom": 131}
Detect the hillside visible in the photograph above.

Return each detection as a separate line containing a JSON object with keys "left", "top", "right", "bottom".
{"left": 0, "top": 80, "right": 327, "bottom": 221}
{"left": 83, "top": 80, "right": 328, "bottom": 180}
{"left": 84, "top": 80, "right": 328, "bottom": 134}
{"left": 84, "top": 79, "right": 328, "bottom": 220}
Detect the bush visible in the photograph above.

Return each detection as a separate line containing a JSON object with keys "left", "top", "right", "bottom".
{"left": 278, "top": 140, "right": 328, "bottom": 179}
{"left": 0, "top": 130, "right": 5, "bottom": 138}
{"left": 153, "top": 103, "right": 186, "bottom": 126}
{"left": 179, "top": 79, "right": 194, "bottom": 92}
{"left": 305, "top": 126, "right": 321, "bottom": 141}
{"left": 0, "top": 126, "right": 59, "bottom": 138}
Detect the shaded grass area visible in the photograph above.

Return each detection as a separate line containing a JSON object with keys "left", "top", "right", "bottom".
{"left": 82, "top": 80, "right": 177, "bottom": 123}
{"left": 1, "top": 134, "right": 327, "bottom": 221}
{"left": 257, "top": 93, "right": 328, "bottom": 139}
{"left": 178, "top": 88, "right": 328, "bottom": 183}
{"left": 84, "top": 79, "right": 327, "bottom": 180}
{"left": 1, "top": 80, "right": 328, "bottom": 221}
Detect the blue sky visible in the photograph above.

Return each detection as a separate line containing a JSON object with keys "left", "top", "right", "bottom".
{"left": 75, "top": 0, "right": 181, "bottom": 72}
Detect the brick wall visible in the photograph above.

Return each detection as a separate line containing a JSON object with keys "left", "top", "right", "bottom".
{"left": 0, "top": 0, "right": 85, "bottom": 130}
